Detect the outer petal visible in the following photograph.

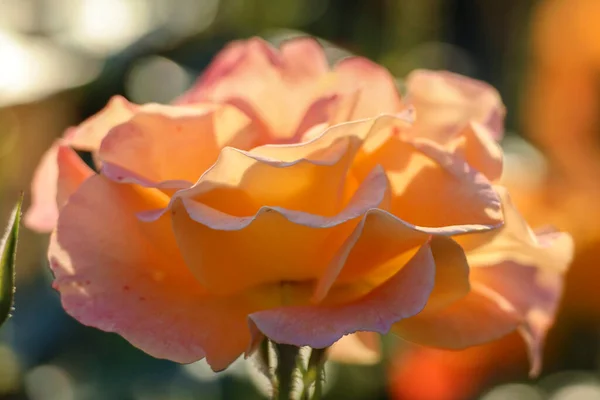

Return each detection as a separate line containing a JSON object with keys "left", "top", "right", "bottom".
{"left": 25, "top": 143, "right": 94, "bottom": 232}
{"left": 248, "top": 243, "right": 436, "bottom": 349}
{"left": 331, "top": 57, "right": 404, "bottom": 122}
{"left": 354, "top": 131, "right": 503, "bottom": 230}
{"left": 453, "top": 121, "right": 504, "bottom": 182}
{"left": 461, "top": 187, "right": 573, "bottom": 375}
{"left": 99, "top": 104, "right": 253, "bottom": 188}
{"left": 49, "top": 175, "right": 254, "bottom": 371}
{"left": 460, "top": 186, "right": 573, "bottom": 273}
{"left": 470, "top": 262, "right": 563, "bottom": 376}
{"left": 406, "top": 69, "right": 505, "bottom": 141}
{"left": 68, "top": 95, "right": 137, "bottom": 151}
{"left": 397, "top": 188, "right": 573, "bottom": 376}
{"left": 177, "top": 37, "right": 330, "bottom": 140}
{"left": 392, "top": 283, "right": 521, "bottom": 349}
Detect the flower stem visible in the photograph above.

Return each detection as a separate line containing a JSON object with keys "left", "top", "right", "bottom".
{"left": 274, "top": 343, "right": 300, "bottom": 400}
{"left": 307, "top": 348, "right": 327, "bottom": 400}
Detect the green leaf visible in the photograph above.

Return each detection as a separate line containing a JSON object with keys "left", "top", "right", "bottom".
{"left": 0, "top": 193, "right": 23, "bottom": 328}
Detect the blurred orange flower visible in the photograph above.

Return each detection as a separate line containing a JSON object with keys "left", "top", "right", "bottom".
{"left": 25, "top": 37, "right": 572, "bottom": 372}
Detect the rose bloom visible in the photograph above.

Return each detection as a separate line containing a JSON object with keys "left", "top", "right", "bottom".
{"left": 26, "top": 37, "right": 572, "bottom": 373}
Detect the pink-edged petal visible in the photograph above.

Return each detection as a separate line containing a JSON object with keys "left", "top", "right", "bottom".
{"left": 248, "top": 243, "right": 436, "bottom": 348}
{"left": 461, "top": 186, "right": 573, "bottom": 273}
{"left": 392, "top": 283, "right": 521, "bottom": 350}
{"left": 98, "top": 104, "right": 253, "bottom": 188}
{"left": 68, "top": 95, "right": 137, "bottom": 152}
{"left": 279, "top": 36, "right": 329, "bottom": 79}
{"left": 459, "top": 188, "right": 572, "bottom": 376}
{"left": 454, "top": 121, "right": 504, "bottom": 182}
{"left": 328, "top": 332, "right": 381, "bottom": 365}
{"left": 354, "top": 131, "right": 503, "bottom": 231}
{"left": 471, "top": 262, "right": 563, "bottom": 376}
{"left": 176, "top": 38, "right": 279, "bottom": 105}
{"left": 56, "top": 146, "right": 95, "bottom": 205}
{"left": 169, "top": 166, "right": 390, "bottom": 296}
{"left": 332, "top": 57, "right": 404, "bottom": 120}
{"left": 49, "top": 175, "right": 254, "bottom": 371}
{"left": 25, "top": 142, "right": 61, "bottom": 232}
{"left": 406, "top": 69, "right": 505, "bottom": 142}
{"left": 177, "top": 37, "right": 329, "bottom": 140}
{"left": 25, "top": 143, "right": 94, "bottom": 232}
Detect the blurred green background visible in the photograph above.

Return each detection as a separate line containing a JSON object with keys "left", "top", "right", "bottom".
{"left": 2, "top": 0, "right": 600, "bottom": 399}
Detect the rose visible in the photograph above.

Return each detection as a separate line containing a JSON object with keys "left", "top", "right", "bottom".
{"left": 25, "top": 37, "right": 572, "bottom": 374}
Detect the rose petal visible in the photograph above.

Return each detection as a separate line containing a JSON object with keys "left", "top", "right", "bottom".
{"left": 177, "top": 37, "right": 330, "bottom": 140}
{"left": 25, "top": 143, "right": 94, "bottom": 232}
{"left": 69, "top": 95, "right": 137, "bottom": 152}
{"left": 454, "top": 121, "right": 504, "bottom": 182}
{"left": 459, "top": 186, "right": 574, "bottom": 272}
{"left": 181, "top": 135, "right": 362, "bottom": 217}
{"left": 392, "top": 283, "right": 520, "bottom": 349}
{"left": 56, "top": 146, "right": 94, "bottom": 205}
{"left": 406, "top": 69, "right": 505, "bottom": 141}
{"left": 279, "top": 37, "right": 329, "bottom": 79}
{"left": 170, "top": 166, "right": 390, "bottom": 296}
{"left": 354, "top": 132, "right": 503, "bottom": 230}
{"left": 332, "top": 57, "right": 403, "bottom": 121}
{"left": 248, "top": 243, "right": 436, "bottom": 348}
{"left": 471, "top": 262, "right": 563, "bottom": 376}
{"left": 424, "top": 237, "right": 470, "bottom": 312}
{"left": 98, "top": 104, "right": 253, "bottom": 188}
{"left": 50, "top": 175, "right": 254, "bottom": 371}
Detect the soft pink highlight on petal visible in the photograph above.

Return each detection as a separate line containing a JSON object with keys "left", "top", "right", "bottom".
{"left": 25, "top": 142, "right": 61, "bottom": 232}
{"left": 25, "top": 143, "right": 94, "bottom": 232}
{"left": 69, "top": 95, "right": 137, "bottom": 151}
{"left": 279, "top": 37, "right": 329, "bottom": 79}
{"left": 248, "top": 243, "right": 435, "bottom": 348}
{"left": 333, "top": 57, "right": 404, "bottom": 120}
{"left": 458, "top": 121, "right": 504, "bottom": 182}
{"left": 471, "top": 259, "right": 565, "bottom": 377}
{"left": 50, "top": 175, "right": 253, "bottom": 371}
{"left": 406, "top": 69, "right": 505, "bottom": 142}
{"left": 56, "top": 146, "right": 94, "bottom": 206}
{"left": 392, "top": 283, "right": 521, "bottom": 349}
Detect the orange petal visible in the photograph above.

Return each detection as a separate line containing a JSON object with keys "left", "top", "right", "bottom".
{"left": 424, "top": 237, "right": 470, "bottom": 312}
{"left": 332, "top": 57, "right": 404, "bottom": 121}
{"left": 316, "top": 220, "right": 469, "bottom": 307}
{"left": 49, "top": 175, "right": 253, "bottom": 371}
{"left": 68, "top": 95, "right": 137, "bottom": 152}
{"left": 99, "top": 104, "right": 252, "bottom": 188}
{"left": 470, "top": 262, "right": 563, "bottom": 377}
{"left": 248, "top": 243, "right": 436, "bottom": 348}
{"left": 355, "top": 132, "right": 503, "bottom": 230}
{"left": 177, "top": 37, "right": 330, "bottom": 140}
{"left": 460, "top": 186, "right": 573, "bottom": 272}
{"left": 392, "top": 283, "right": 520, "bottom": 349}
{"left": 182, "top": 135, "right": 361, "bottom": 217}
{"left": 25, "top": 143, "right": 93, "bottom": 232}
{"left": 406, "top": 69, "right": 505, "bottom": 141}
{"left": 460, "top": 187, "right": 573, "bottom": 376}
{"left": 170, "top": 165, "right": 390, "bottom": 296}
{"left": 56, "top": 146, "right": 95, "bottom": 206}
{"left": 454, "top": 121, "right": 504, "bottom": 182}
